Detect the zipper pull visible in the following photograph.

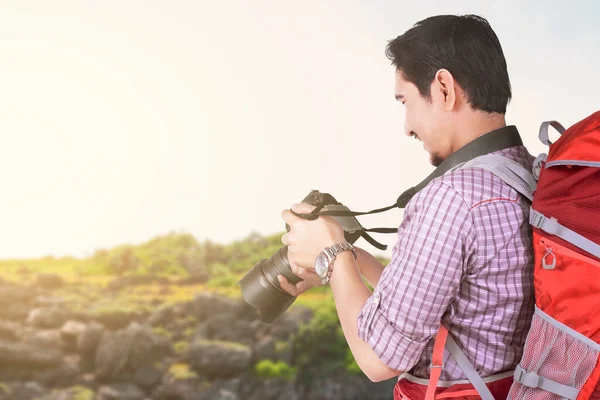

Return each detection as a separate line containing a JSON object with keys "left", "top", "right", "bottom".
{"left": 542, "top": 247, "right": 556, "bottom": 270}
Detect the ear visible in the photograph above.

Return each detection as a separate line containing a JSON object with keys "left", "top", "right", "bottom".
{"left": 433, "top": 69, "right": 457, "bottom": 111}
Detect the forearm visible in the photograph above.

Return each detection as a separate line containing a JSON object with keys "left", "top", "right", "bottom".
{"left": 329, "top": 251, "right": 401, "bottom": 382}
{"left": 354, "top": 246, "right": 386, "bottom": 288}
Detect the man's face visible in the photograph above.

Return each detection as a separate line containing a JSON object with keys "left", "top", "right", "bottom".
{"left": 394, "top": 70, "right": 452, "bottom": 167}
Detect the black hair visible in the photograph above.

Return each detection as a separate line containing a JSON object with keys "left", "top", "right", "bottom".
{"left": 386, "top": 14, "right": 511, "bottom": 114}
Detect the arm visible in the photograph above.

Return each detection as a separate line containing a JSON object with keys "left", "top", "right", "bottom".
{"left": 335, "top": 182, "right": 474, "bottom": 383}
{"left": 354, "top": 246, "right": 386, "bottom": 288}
{"left": 279, "top": 182, "right": 473, "bottom": 382}
{"left": 328, "top": 250, "right": 403, "bottom": 382}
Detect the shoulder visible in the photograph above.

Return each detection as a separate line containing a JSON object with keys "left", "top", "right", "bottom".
{"left": 416, "top": 146, "right": 535, "bottom": 211}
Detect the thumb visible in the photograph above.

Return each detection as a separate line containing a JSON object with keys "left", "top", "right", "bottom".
{"left": 291, "top": 202, "right": 317, "bottom": 214}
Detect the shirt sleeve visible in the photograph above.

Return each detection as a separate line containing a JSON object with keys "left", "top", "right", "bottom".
{"left": 357, "top": 179, "right": 476, "bottom": 372}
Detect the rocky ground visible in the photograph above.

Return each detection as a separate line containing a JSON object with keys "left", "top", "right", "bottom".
{"left": 0, "top": 273, "right": 395, "bottom": 399}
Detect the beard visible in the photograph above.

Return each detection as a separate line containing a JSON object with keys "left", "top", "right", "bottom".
{"left": 430, "top": 153, "right": 444, "bottom": 167}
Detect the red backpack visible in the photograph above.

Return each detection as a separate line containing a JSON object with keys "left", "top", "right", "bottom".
{"left": 409, "top": 111, "right": 600, "bottom": 400}
{"left": 506, "top": 110, "right": 600, "bottom": 399}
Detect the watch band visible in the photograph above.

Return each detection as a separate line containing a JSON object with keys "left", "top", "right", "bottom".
{"left": 322, "top": 241, "right": 357, "bottom": 284}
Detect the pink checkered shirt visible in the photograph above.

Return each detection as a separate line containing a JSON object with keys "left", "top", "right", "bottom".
{"left": 357, "top": 144, "right": 536, "bottom": 381}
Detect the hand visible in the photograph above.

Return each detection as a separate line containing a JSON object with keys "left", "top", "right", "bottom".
{"left": 280, "top": 202, "right": 346, "bottom": 271}
{"left": 277, "top": 261, "right": 325, "bottom": 297}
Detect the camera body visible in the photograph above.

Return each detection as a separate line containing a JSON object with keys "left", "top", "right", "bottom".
{"left": 237, "top": 190, "right": 364, "bottom": 323}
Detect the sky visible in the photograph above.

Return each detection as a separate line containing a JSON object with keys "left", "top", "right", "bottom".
{"left": 0, "top": 0, "right": 598, "bottom": 260}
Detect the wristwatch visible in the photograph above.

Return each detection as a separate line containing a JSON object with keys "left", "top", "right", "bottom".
{"left": 314, "top": 241, "right": 357, "bottom": 284}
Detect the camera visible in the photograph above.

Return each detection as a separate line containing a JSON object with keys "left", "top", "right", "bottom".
{"left": 237, "top": 190, "right": 365, "bottom": 323}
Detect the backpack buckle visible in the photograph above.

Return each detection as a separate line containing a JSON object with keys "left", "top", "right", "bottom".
{"left": 532, "top": 153, "right": 547, "bottom": 180}
{"left": 529, "top": 210, "right": 559, "bottom": 235}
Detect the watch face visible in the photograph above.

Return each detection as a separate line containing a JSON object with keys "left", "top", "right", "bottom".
{"left": 315, "top": 253, "right": 329, "bottom": 278}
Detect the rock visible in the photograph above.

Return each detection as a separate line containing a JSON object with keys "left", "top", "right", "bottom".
{"left": 152, "top": 379, "right": 197, "bottom": 400}
{"left": 32, "top": 355, "right": 81, "bottom": 388}
{"left": 90, "top": 309, "right": 148, "bottom": 331}
{"left": 298, "top": 374, "right": 396, "bottom": 400}
{"left": 195, "top": 378, "right": 241, "bottom": 400}
{"left": 60, "top": 320, "right": 87, "bottom": 353}
{"left": 8, "top": 381, "right": 45, "bottom": 400}
{"left": 0, "top": 339, "right": 63, "bottom": 367}
{"left": 233, "top": 299, "right": 260, "bottom": 321}
{"left": 36, "top": 273, "right": 65, "bottom": 289}
{"left": 104, "top": 275, "right": 170, "bottom": 292}
{"left": 0, "top": 284, "right": 37, "bottom": 321}
{"left": 0, "top": 303, "right": 32, "bottom": 321}
{"left": 95, "top": 322, "right": 171, "bottom": 381}
{"left": 27, "top": 307, "right": 67, "bottom": 329}
{"left": 23, "top": 329, "right": 64, "bottom": 349}
{"left": 193, "top": 313, "right": 257, "bottom": 346}
{"left": 77, "top": 321, "right": 105, "bottom": 362}
{"left": 0, "top": 382, "right": 11, "bottom": 400}
{"left": 152, "top": 365, "right": 205, "bottom": 400}
{"left": 252, "top": 336, "right": 277, "bottom": 362}
{"left": 133, "top": 364, "right": 163, "bottom": 389}
{"left": 269, "top": 309, "right": 312, "bottom": 341}
{"left": 0, "top": 283, "right": 36, "bottom": 303}
{"left": 148, "top": 304, "right": 176, "bottom": 327}
{"left": 36, "top": 294, "right": 68, "bottom": 307}
{"left": 192, "top": 292, "right": 238, "bottom": 321}
{"left": 202, "top": 388, "right": 239, "bottom": 400}
{"left": 239, "top": 377, "right": 299, "bottom": 400}
{"left": 186, "top": 340, "right": 251, "bottom": 379}
{"left": 97, "top": 383, "right": 145, "bottom": 400}
{"left": 40, "top": 385, "right": 95, "bottom": 400}
{"left": 0, "top": 320, "right": 21, "bottom": 341}
{"left": 61, "top": 320, "right": 87, "bottom": 342}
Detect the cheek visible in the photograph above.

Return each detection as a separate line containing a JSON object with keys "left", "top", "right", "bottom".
{"left": 405, "top": 107, "right": 429, "bottom": 135}
{"left": 404, "top": 106, "right": 419, "bottom": 132}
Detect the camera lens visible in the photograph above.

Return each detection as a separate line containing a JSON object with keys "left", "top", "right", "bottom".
{"left": 237, "top": 246, "right": 298, "bottom": 323}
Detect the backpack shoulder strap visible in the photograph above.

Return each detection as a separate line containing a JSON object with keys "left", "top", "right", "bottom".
{"left": 456, "top": 154, "right": 537, "bottom": 202}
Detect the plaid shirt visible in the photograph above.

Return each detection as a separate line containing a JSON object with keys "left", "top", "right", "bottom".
{"left": 357, "top": 144, "right": 535, "bottom": 381}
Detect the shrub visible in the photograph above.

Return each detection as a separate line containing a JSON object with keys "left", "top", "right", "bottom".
{"left": 169, "top": 363, "right": 197, "bottom": 380}
{"left": 292, "top": 300, "right": 359, "bottom": 379}
{"left": 205, "top": 273, "right": 238, "bottom": 288}
{"left": 254, "top": 359, "right": 296, "bottom": 381}
{"left": 107, "top": 246, "right": 140, "bottom": 276}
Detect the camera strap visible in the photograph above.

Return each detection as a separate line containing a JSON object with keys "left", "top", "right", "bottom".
{"left": 299, "top": 126, "right": 524, "bottom": 250}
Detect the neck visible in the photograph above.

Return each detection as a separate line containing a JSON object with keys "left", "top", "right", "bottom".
{"left": 450, "top": 112, "right": 507, "bottom": 153}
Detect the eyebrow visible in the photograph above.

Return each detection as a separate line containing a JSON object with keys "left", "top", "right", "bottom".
{"left": 395, "top": 94, "right": 404, "bottom": 101}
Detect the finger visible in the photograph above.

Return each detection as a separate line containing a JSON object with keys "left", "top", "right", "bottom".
{"left": 291, "top": 202, "right": 317, "bottom": 214}
{"left": 277, "top": 274, "right": 299, "bottom": 297}
{"left": 281, "top": 232, "right": 292, "bottom": 246}
{"left": 281, "top": 208, "right": 301, "bottom": 226}
{"left": 294, "top": 280, "right": 310, "bottom": 296}
{"left": 291, "top": 263, "right": 323, "bottom": 286}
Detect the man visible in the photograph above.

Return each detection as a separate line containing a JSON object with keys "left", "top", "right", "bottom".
{"left": 279, "top": 14, "right": 535, "bottom": 399}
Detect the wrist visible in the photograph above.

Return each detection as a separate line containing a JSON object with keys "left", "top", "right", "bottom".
{"left": 315, "top": 242, "right": 356, "bottom": 284}
{"left": 353, "top": 246, "right": 364, "bottom": 275}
